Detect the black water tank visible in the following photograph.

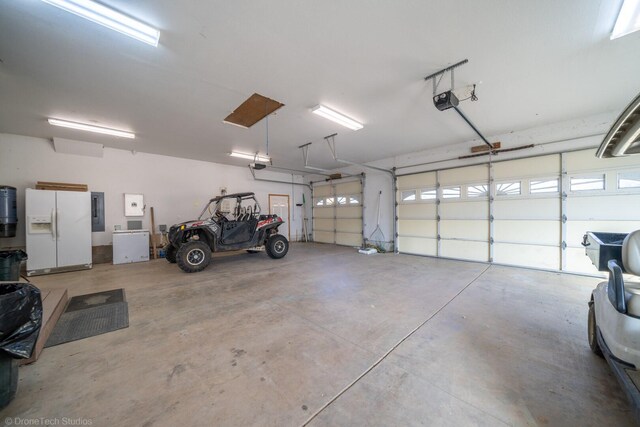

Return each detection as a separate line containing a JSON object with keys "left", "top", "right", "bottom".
{"left": 0, "top": 186, "right": 17, "bottom": 238}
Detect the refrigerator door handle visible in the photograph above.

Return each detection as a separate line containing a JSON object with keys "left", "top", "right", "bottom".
{"left": 51, "top": 208, "right": 57, "bottom": 240}
{"left": 55, "top": 209, "right": 60, "bottom": 239}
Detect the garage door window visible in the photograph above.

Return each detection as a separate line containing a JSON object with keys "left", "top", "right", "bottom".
{"left": 570, "top": 174, "right": 605, "bottom": 192}
{"left": 530, "top": 178, "right": 559, "bottom": 194}
{"left": 618, "top": 171, "right": 640, "bottom": 189}
{"left": 401, "top": 190, "right": 416, "bottom": 202}
{"left": 420, "top": 188, "right": 437, "bottom": 200}
{"left": 467, "top": 184, "right": 489, "bottom": 198}
{"left": 496, "top": 181, "right": 521, "bottom": 196}
{"left": 337, "top": 196, "right": 347, "bottom": 205}
{"left": 442, "top": 186, "right": 461, "bottom": 199}
{"left": 325, "top": 197, "right": 335, "bottom": 206}
{"left": 348, "top": 195, "right": 361, "bottom": 205}
{"left": 315, "top": 198, "right": 325, "bottom": 206}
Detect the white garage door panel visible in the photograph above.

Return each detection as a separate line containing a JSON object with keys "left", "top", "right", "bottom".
{"left": 440, "top": 202, "right": 489, "bottom": 220}
{"left": 441, "top": 240, "right": 488, "bottom": 261}
{"left": 398, "top": 203, "right": 437, "bottom": 219}
{"left": 314, "top": 208, "right": 334, "bottom": 219}
{"left": 440, "top": 220, "right": 488, "bottom": 241}
{"left": 336, "top": 232, "right": 362, "bottom": 247}
{"left": 314, "top": 185, "right": 333, "bottom": 197}
{"left": 335, "top": 206, "right": 362, "bottom": 219}
{"left": 566, "top": 247, "right": 603, "bottom": 274}
{"left": 494, "top": 220, "right": 559, "bottom": 245}
{"left": 400, "top": 236, "right": 437, "bottom": 256}
{"left": 314, "top": 218, "right": 334, "bottom": 230}
{"left": 439, "top": 164, "right": 488, "bottom": 185}
{"left": 398, "top": 220, "right": 437, "bottom": 238}
{"left": 493, "top": 154, "right": 559, "bottom": 179}
{"left": 494, "top": 243, "right": 559, "bottom": 270}
{"left": 566, "top": 220, "right": 640, "bottom": 248}
{"left": 314, "top": 231, "right": 334, "bottom": 243}
{"left": 335, "top": 181, "right": 362, "bottom": 194}
{"left": 398, "top": 172, "right": 436, "bottom": 188}
{"left": 567, "top": 195, "right": 640, "bottom": 220}
{"left": 493, "top": 198, "right": 560, "bottom": 220}
{"left": 336, "top": 219, "right": 362, "bottom": 233}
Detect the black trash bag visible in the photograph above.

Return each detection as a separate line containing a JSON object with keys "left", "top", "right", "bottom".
{"left": 0, "top": 283, "right": 42, "bottom": 359}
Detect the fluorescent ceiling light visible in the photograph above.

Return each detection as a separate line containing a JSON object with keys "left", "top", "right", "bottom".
{"left": 48, "top": 118, "right": 135, "bottom": 139}
{"left": 229, "top": 151, "right": 271, "bottom": 162}
{"left": 41, "top": 0, "right": 160, "bottom": 46}
{"left": 311, "top": 105, "right": 363, "bottom": 131}
{"left": 611, "top": 0, "right": 640, "bottom": 39}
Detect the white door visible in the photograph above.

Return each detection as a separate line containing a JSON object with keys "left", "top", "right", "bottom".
{"left": 25, "top": 189, "right": 57, "bottom": 271}
{"left": 269, "top": 194, "right": 290, "bottom": 240}
{"left": 56, "top": 191, "right": 92, "bottom": 267}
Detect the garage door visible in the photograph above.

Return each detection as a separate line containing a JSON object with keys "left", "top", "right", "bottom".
{"left": 397, "top": 148, "right": 640, "bottom": 273}
{"left": 313, "top": 179, "right": 363, "bottom": 247}
{"left": 564, "top": 150, "right": 640, "bottom": 274}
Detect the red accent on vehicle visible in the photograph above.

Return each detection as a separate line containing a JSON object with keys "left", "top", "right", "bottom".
{"left": 257, "top": 217, "right": 276, "bottom": 228}
{"left": 190, "top": 221, "right": 204, "bottom": 227}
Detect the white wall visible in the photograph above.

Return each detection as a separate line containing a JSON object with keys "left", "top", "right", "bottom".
{"left": 0, "top": 133, "right": 307, "bottom": 249}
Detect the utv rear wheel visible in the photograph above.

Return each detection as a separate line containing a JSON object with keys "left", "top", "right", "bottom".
{"left": 165, "top": 244, "right": 177, "bottom": 263}
{"left": 266, "top": 234, "right": 289, "bottom": 259}
{"left": 176, "top": 241, "right": 211, "bottom": 273}
{"left": 588, "top": 302, "right": 603, "bottom": 357}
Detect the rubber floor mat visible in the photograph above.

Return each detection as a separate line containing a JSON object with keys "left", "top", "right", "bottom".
{"left": 65, "top": 288, "right": 126, "bottom": 312}
{"left": 45, "top": 302, "right": 129, "bottom": 347}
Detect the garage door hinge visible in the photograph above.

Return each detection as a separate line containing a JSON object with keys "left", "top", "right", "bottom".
{"left": 489, "top": 215, "right": 494, "bottom": 222}
{"left": 437, "top": 215, "right": 441, "bottom": 221}
{"left": 437, "top": 235, "right": 441, "bottom": 241}
{"left": 436, "top": 199, "right": 441, "bottom": 205}
{"left": 562, "top": 214, "right": 567, "bottom": 223}
{"left": 562, "top": 192, "right": 567, "bottom": 200}
{"left": 490, "top": 237, "right": 494, "bottom": 244}
{"left": 562, "top": 241, "right": 567, "bottom": 250}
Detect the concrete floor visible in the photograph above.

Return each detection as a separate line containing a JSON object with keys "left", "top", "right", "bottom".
{"left": 0, "top": 243, "right": 634, "bottom": 426}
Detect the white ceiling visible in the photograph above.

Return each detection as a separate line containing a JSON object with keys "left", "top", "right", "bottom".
{"left": 1, "top": 0, "right": 639, "bottom": 171}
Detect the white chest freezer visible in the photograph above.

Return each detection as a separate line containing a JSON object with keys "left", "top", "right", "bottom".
{"left": 113, "top": 230, "right": 149, "bottom": 265}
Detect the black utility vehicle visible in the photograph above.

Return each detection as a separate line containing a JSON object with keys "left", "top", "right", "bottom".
{"left": 165, "top": 192, "right": 288, "bottom": 273}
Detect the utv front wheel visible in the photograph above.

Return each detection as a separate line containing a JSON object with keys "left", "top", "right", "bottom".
{"left": 266, "top": 235, "right": 289, "bottom": 259}
{"left": 588, "top": 301, "right": 603, "bottom": 357}
{"left": 165, "top": 244, "right": 177, "bottom": 263}
{"left": 176, "top": 241, "right": 211, "bottom": 273}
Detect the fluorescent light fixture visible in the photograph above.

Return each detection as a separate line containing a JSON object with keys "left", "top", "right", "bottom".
{"left": 48, "top": 118, "right": 135, "bottom": 139}
{"left": 611, "top": 0, "right": 640, "bottom": 39}
{"left": 311, "top": 105, "right": 363, "bottom": 131}
{"left": 229, "top": 151, "right": 271, "bottom": 162}
{"left": 41, "top": 0, "right": 160, "bottom": 46}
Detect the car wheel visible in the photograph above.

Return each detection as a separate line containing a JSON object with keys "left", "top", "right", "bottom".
{"left": 165, "top": 244, "right": 177, "bottom": 263}
{"left": 266, "top": 234, "right": 289, "bottom": 259}
{"left": 176, "top": 241, "right": 211, "bottom": 273}
{"left": 588, "top": 301, "right": 603, "bottom": 357}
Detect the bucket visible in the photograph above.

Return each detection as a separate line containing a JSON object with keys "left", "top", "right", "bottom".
{"left": 0, "top": 250, "right": 27, "bottom": 281}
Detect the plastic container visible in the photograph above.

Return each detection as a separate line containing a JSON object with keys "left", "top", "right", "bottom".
{"left": 0, "top": 351, "right": 18, "bottom": 409}
{"left": 0, "top": 250, "right": 27, "bottom": 281}
{"left": 583, "top": 231, "right": 628, "bottom": 272}
{"left": 0, "top": 186, "right": 18, "bottom": 238}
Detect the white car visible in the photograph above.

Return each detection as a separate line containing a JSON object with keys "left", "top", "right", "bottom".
{"left": 586, "top": 92, "right": 640, "bottom": 420}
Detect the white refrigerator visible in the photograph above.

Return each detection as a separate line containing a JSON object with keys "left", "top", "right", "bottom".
{"left": 26, "top": 189, "right": 92, "bottom": 276}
